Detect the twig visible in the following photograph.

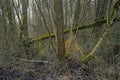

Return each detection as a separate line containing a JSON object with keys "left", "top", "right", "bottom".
{"left": 17, "top": 58, "right": 54, "bottom": 64}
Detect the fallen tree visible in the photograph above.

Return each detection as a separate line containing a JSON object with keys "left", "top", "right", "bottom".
{"left": 28, "top": 17, "right": 120, "bottom": 44}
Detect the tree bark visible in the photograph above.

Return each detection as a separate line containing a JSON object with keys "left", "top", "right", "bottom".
{"left": 54, "top": 0, "right": 65, "bottom": 59}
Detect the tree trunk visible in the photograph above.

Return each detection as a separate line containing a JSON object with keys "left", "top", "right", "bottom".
{"left": 54, "top": 0, "right": 65, "bottom": 59}
{"left": 73, "top": 0, "right": 81, "bottom": 28}
{"left": 21, "top": 0, "right": 28, "bottom": 40}
{"left": 21, "top": 0, "right": 31, "bottom": 59}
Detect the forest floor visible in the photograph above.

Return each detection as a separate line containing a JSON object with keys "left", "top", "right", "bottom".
{"left": 0, "top": 57, "right": 120, "bottom": 80}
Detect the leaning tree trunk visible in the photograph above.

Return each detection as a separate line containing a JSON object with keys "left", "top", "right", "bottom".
{"left": 54, "top": 0, "right": 65, "bottom": 59}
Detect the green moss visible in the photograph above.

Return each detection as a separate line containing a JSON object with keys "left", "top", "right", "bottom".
{"left": 28, "top": 19, "right": 108, "bottom": 44}
{"left": 82, "top": 54, "right": 92, "bottom": 63}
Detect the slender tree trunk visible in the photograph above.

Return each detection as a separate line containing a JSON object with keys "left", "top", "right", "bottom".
{"left": 73, "top": 0, "right": 81, "bottom": 28}
{"left": 54, "top": 0, "right": 65, "bottom": 59}
{"left": 21, "top": 0, "right": 31, "bottom": 59}
{"left": 21, "top": 0, "right": 28, "bottom": 40}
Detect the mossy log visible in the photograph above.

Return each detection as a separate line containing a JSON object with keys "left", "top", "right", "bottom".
{"left": 28, "top": 17, "right": 120, "bottom": 44}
